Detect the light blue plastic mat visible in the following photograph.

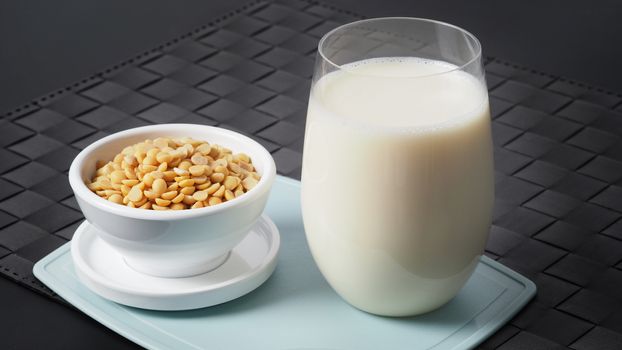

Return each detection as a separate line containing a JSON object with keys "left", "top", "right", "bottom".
{"left": 34, "top": 176, "right": 536, "bottom": 350}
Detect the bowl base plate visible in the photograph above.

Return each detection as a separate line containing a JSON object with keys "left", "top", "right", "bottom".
{"left": 69, "top": 215, "right": 280, "bottom": 310}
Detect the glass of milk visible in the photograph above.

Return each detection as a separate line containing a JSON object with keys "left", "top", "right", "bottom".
{"left": 301, "top": 18, "right": 493, "bottom": 316}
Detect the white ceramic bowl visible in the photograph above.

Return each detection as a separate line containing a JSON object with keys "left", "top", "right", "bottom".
{"left": 69, "top": 124, "right": 276, "bottom": 278}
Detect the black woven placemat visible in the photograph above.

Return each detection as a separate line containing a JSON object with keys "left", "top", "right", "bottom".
{"left": 2, "top": 0, "right": 622, "bottom": 348}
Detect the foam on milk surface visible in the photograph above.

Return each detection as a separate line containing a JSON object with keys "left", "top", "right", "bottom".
{"left": 314, "top": 57, "right": 488, "bottom": 130}
{"left": 301, "top": 57, "right": 494, "bottom": 316}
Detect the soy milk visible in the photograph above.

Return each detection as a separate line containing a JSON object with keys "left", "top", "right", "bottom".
{"left": 301, "top": 58, "right": 494, "bottom": 316}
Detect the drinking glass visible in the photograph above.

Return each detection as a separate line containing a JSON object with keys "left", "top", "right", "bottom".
{"left": 301, "top": 18, "right": 493, "bottom": 316}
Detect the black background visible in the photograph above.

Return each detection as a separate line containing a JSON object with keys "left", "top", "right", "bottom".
{"left": 2, "top": 0, "right": 622, "bottom": 115}
{"left": 0, "top": 0, "right": 620, "bottom": 349}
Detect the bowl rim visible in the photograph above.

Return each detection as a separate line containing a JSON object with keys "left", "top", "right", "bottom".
{"left": 68, "top": 123, "right": 276, "bottom": 221}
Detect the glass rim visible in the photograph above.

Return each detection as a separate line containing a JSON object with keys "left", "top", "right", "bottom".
{"left": 317, "top": 17, "right": 483, "bottom": 79}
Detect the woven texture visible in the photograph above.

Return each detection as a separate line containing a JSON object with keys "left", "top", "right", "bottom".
{"left": 1, "top": 0, "right": 622, "bottom": 348}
